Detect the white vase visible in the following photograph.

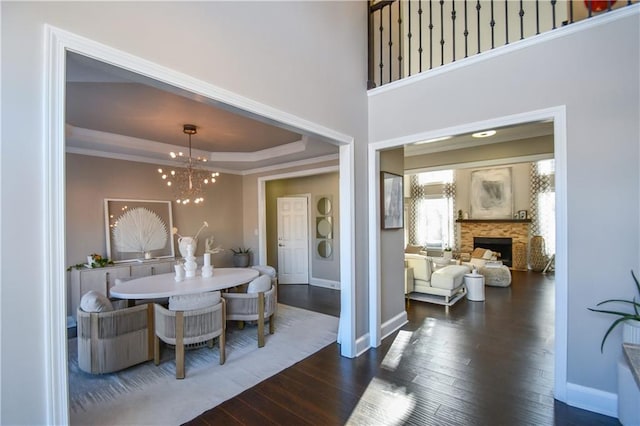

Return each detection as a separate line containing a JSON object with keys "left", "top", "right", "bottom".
{"left": 178, "top": 236, "right": 197, "bottom": 258}
{"left": 623, "top": 320, "right": 640, "bottom": 345}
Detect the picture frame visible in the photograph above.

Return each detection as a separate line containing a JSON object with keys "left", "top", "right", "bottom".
{"left": 105, "top": 198, "right": 175, "bottom": 262}
{"left": 381, "top": 171, "right": 404, "bottom": 229}
{"left": 469, "top": 167, "right": 513, "bottom": 219}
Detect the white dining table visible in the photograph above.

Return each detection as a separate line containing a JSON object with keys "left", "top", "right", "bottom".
{"left": 109, "top": 267, "right": 259, "bottom": 300}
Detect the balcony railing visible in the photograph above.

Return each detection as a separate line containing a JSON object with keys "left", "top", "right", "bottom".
{"left": 368, "top": 0, "right": 636, "bottom": 88}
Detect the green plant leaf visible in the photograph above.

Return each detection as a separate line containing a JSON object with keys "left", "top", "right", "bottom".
{"left": 599, "top": 316, "right": 633, "bottom": 353}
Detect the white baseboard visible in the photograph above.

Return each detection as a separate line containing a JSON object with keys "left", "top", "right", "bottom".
{"left": 355, "top": 333, "right": 371, "bottom": 357}
{"left": 310, "top": 277, "right": 340, "bottom": 290}
{"left": 566, "top": 382, "right": 618, "bottom": 419}
{"left": 381, "top": 310, "right": 408, "bottom": 341}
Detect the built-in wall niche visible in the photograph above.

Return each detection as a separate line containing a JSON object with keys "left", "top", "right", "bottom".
{"left": 315, "top": 195, "right": 333, "bottom": 259}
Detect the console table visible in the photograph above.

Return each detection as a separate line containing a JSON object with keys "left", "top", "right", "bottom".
{"left": 69, "top": 258, "right": 176, "bottom": 319}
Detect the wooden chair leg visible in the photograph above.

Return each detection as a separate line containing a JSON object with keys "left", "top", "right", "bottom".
{"left": 175, "top": 311, "right": 185, "bottom": 379}
{"left": 220, "top": 300, "right": 226, "bottom": 364}
{"left": 154, "top": 335, "right": 160, "bottom": 365}
{"left": 257, "top": 292, "right": 265, "bottom": 348}
{"left": 269, "top": 314, "right": 275, "bottom": 335}
{"left": 147, "top": 303, "right": 155, "bottom": 361}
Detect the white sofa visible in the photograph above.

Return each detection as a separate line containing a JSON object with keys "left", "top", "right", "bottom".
{"left": 405, "top": 253, "right": 470, "bottom": 306}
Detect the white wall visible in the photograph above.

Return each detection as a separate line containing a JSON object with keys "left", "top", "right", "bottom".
{"left": 369, "top": 8, "right": 639, "bottom": 411}
{"left": 0, "top": 2, "right": 368, "bottom": 424}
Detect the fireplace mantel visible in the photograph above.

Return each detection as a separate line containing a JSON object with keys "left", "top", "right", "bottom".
{"left": 456, "top": 219, "right": 531, "bottom": 224}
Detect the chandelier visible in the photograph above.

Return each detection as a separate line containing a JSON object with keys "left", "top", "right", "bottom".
{"left": 157, "top": 124, "right": 219, "bottom": 205}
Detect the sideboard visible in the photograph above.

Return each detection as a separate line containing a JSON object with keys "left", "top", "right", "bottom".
{"left": 69, "top": 258, "right": 176, "bottom": 320}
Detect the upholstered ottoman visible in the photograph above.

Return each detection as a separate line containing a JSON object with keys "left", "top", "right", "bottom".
{"left": 431, "top": 265, "right": 470, "bottom": 290}
{"left": 480, "top": 265, "right": 512, "bottom": 287}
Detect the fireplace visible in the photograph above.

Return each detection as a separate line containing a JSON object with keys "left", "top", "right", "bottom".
{"left": 474, "top": 237, "right": 513, "bottom": 267}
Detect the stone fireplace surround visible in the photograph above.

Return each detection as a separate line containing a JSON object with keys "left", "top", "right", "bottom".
{"left": 458, "top": 220, "right": 530, "bottom": 267}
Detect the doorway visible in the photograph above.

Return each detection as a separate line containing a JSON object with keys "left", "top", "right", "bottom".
{"left": 44, "top": 27, "right": 357, "bottom": 424}
{"left": 368, "top": 107, "right": 568, "bottom": 402}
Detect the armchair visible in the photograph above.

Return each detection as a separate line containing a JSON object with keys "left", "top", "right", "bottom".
{"left": 76, "top": 291, "right": 153, "bottom": 374}
{"left": 153, "top": 291, "right": 226, "bottom": 379}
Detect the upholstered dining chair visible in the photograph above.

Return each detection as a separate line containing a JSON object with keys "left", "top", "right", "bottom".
{"left": 223, "top": 274, "right": 277, "bottom": 348}
{"left": 250, "top": 264, "right": 278, "bottom": 310}
{"left": 153, "top": 291, "right": 226, "bottom": 379}
{"left": 76, "top": 290, "right": 153, "bottom": 374}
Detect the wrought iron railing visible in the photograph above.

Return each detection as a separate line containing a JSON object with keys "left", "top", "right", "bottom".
{"left": 368, "top": 0, "right": 636, "bottom": 88}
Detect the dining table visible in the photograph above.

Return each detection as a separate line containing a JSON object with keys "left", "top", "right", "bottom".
{"left": 109, "top": 267, "right": 259, "bottom": 300}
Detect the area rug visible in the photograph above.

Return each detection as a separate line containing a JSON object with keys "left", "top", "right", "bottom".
{"left": 68, "top": 304, "right": 339, "bottom": 425}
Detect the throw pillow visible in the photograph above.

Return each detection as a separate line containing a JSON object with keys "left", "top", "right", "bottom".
{"left": 471, "top": 248, "right": 487, "bottom": 259}
{"left": 80, "top": 290, "right": 114, "bottom": 313}
{"left": 404, "top": 245, "right": 424, "bottom": 254}
{"left": 169, "top": 291, "right": 221, "bottom": 311}
{"left": 247, "top": 275, "right": 272, "bottom": 293}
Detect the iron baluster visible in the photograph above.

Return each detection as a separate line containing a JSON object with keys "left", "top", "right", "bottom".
{"left": 408, "top": 0, "right": 412, "bottom": 76}
{"left": 398, "top": 1, "right": 403, "bottom": 79}
{"left": 464, "top": 0, "right": 469, "bottom": 58}
{"left": 429, "top": 0, "right": 433, "bottom": 69}
{"left": 388, "top": 4, "right": 393, "bottom": 83}
{"left": 505, "top": 0, "right": 509, "bottom": 45}
{"left": 490, "top": 0, "right": 495, "bottom": 49}
{"left": 418, "top": 0, "right": 424, "bottom": 73}
{"left": 440, "top": 0, "right": 444, "bottom": 66}
{"left": 519, "top": 0, "right": 525, "bottom": 39}
{"left": 536, "top": 0, "right": 540, "bottom": 34}
{"left": 476, "top": 0, "right": 481, "bottom": 54}
{"left": 551, "top": 0, "right": 557, "bottom": 30}
{"left": 451, "top": 1, "right": 456, "bottom": 62}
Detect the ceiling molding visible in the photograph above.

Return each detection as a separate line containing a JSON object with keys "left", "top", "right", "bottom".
{"left": 240, "top": 154, "right": 340, "bottom": 176}
{"left": 67, "top": 125, "right": 312, "bottom": 164}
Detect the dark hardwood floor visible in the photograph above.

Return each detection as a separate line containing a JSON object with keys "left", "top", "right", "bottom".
{"left": 186, "top": 274, "right": 620, "bottom": 425}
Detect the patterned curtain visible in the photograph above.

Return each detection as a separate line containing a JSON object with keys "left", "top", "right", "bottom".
{"left": 407, "top": 175, "right": 424, "bottom": 245}
{"left": 529, "top": 160, "right": 555, "bottom": 256}
{"left": 442, "top": 177, "right": 456, "bottom": 250}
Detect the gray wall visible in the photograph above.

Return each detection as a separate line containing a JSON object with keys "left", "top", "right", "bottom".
{"left": 380, "top": 148, "right": 406, "bottom": 323}
{"left": 370, "top": 12, "right": 639, "bottom": 397}
{"left": 1, "top": 2, "right": 368, "bottom": 424}
{"left": 265, "top": 172, "right": 340, "bottom": 283}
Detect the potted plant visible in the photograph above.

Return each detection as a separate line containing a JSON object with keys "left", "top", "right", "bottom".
{"left": 588, "top": 270, "right": 640, "bottom": 352}
{"left": 231, "top": 247, "right": 252, "bottom": 267}
{"left": 443, "top": 245, "right": 453, "bottom": 260}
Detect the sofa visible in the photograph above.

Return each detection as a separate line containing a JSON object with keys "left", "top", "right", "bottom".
{"left": 404, "top": 253, "right": 470, "bottom": 306}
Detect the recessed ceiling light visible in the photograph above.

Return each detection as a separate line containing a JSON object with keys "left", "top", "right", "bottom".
{"left": 414, "top": 135, "right": 452, "bottom": 145}
{"left": 472, "top": 130, "right": 496, "bottom": 138}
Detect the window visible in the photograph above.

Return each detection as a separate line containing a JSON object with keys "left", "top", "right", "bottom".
{"left": 415, "top": 196, "right": 453, "bottom": 249}
{"left": 408, "top": 170, "right": 455, "bottom": 250}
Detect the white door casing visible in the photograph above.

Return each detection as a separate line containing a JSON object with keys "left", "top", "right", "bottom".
{"left": 277, "top": 196, "right": 309, "bottom": 284}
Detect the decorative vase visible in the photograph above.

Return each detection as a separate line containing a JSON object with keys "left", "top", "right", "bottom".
{"left": 529, "top": 236, "right": 547, "bottom": 272}
{"left": 623, "top": 321, "right": 640, "bottom": 345}
{"left": 178, "top": 236, "right": 197, "bottom": 259}
{"left": 233, "top": 253, "right": 250, "bottom": 268}
{"left": 584, "top": 0, "right": 616, "bottom": 12}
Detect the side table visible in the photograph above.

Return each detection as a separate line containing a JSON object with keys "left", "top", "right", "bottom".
{"left": 464, "top": 273, "right": 485, "bottom": 302}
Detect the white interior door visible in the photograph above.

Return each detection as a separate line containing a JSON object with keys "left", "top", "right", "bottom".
{"left": 277, "top": 196, "right": 309, "bottom": 284}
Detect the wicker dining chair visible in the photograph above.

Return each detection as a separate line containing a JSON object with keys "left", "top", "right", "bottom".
{"left": 153, "top": 291, "right": 226, "bottom": 379}
{"left": 223, "top": 274, "right": 277, "bottom": 348}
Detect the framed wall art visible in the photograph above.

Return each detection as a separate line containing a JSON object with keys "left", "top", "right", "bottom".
{"left": 469, "top": 167, "right": 513, "bottom": 219}
{"left": 381, "top": 171, "right": 404, "bottom": 229}
{"left": 105, "top": 198, "right": 175, "bottom": 262}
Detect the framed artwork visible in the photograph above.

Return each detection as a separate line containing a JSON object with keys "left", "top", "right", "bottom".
{"left": 381, "top": 171, "right": 404, "bottom": 229}
{"left": 105, "top": 198, "right": 175, "bottom": 262}
{"left": 470, "top": 168, "right": 513, "bottom": 219}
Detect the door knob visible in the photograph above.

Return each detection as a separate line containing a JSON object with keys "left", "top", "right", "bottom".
{"left": 278, "top": 244, "right": 284, "bottom": 247}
